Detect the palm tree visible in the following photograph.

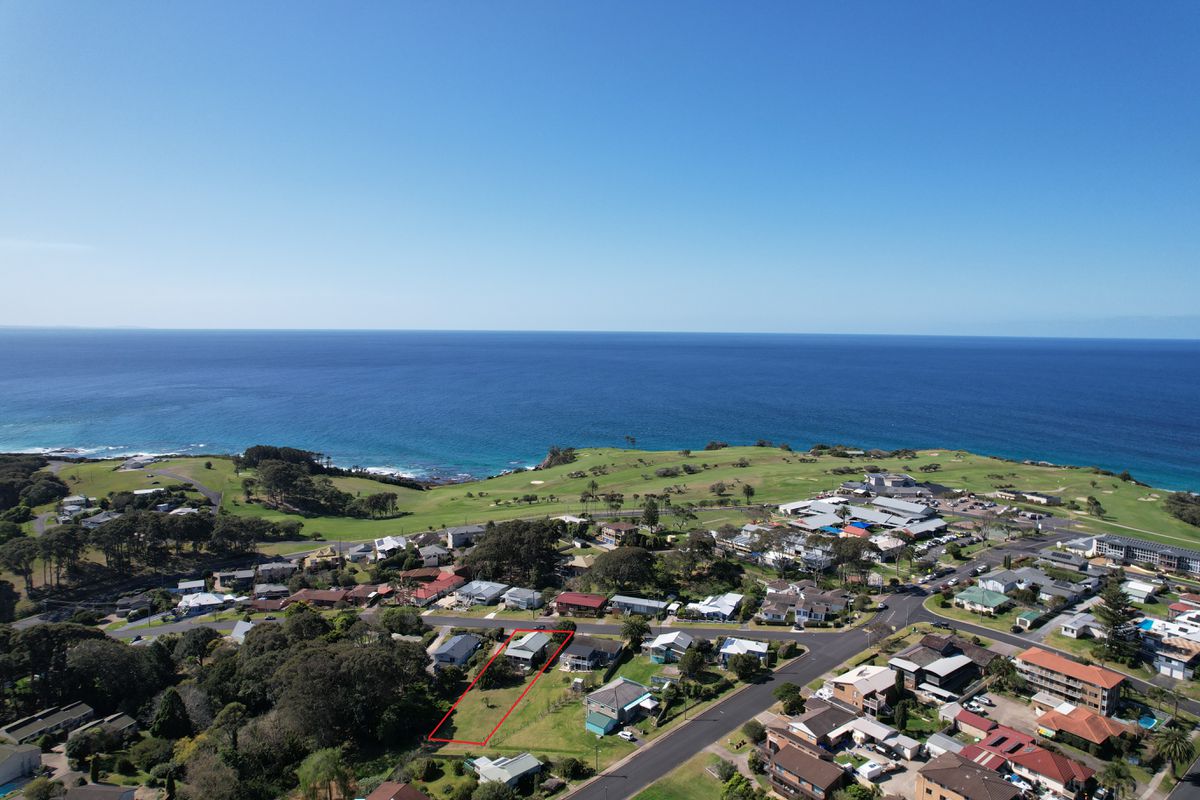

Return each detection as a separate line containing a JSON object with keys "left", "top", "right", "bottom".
{"left": 1098, "top": 761, "right": 1135, "bottom": 800}
{"left": 1147, "top": 686, "right": 1168, "bottom": 712}
{"left": 1153, "top": 723, "right": 1196, "bottom": 778}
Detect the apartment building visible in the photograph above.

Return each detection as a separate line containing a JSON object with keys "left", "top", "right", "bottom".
{"left": 1015, "top": 647, "right": 1125, "bottom": 716}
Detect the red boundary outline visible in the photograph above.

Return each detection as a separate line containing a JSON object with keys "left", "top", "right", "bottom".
{"left": 428, "top": 628, "right": 575, "bottom": 746}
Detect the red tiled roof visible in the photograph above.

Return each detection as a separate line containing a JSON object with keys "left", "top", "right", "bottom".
{"left": 1170, "top": 601, "right": 1200, "bottom": 613}
{"left": 956, "top": 709, "right": 997, "bottom": 733}
{"left": 1017, "top": 647, "right": 1126, "bottom": 689}
{"left": 957, "top": 744, "right": 1007, "bottom": 771}
{"left": 1009, "top": 747, "right": 1094, "bottom": 785}
{"left": 1036, "top": 705, "right": 1133, "bottom": 745}
{"left": 365, "top": 782, "right": 432, "bottom": 800}
{"left": 288, "top": 588, "right": 349, "bottom": 604}
{"left": 556, "top": 592, "right": 607, "bottom": 608}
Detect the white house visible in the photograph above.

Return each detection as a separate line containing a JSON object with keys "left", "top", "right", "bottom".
{"left": 685, "top": 592, "right": 744, "bottom": 621}
{"left": 719, "top": 637, "right": 769, "bottom": 666}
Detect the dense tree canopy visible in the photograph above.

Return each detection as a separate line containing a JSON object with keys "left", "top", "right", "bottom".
{"left": 463, "top": 518, "right": 564, "bottom": 588}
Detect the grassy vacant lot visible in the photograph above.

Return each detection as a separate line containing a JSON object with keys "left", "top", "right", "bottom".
{"left": 40, "top": 446, "right": 1200, "bottom": 551}
{"left": 921, "top": 595, "right": 1034, "bottom": 632}
{"left": 631, "top": 753, "right": 725, "bottom": 800}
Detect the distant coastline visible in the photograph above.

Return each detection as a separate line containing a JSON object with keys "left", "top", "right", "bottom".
{"left": 1, "top": 329, "right": 1197, "bottom": 490}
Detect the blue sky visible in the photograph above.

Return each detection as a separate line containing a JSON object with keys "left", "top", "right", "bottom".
{"left": 1, "top": 2, "right": 1197, "bottom": 336}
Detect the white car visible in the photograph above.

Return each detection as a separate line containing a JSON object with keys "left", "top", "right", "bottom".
{"left": 964, "top": 701, "right": 985, "bottom": 713}
{"left": 947, "top": 578, "right": 959, "bottom": 586}
{"left": 975, "top": 694, "right": 994, "bottom": 706}
{"left": 1005, "top": 775, "right": 1033, "bottom": 792}
{"left": 618, "top": 730, "right": 636, "bottom": 742}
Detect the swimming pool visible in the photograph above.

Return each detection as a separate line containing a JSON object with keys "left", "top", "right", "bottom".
{"left": 1140, "top": 619, "right": 1155, "bottom": 631}
{"left": 1139, "top": 714, "right": 1160, "bottom": 730}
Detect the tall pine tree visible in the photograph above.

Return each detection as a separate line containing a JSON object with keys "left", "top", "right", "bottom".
{"left": 1093, "top": 581, "right": 1138, "bottom": 664}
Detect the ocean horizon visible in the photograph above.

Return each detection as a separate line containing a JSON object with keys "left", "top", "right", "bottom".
{"left": 1, "top": 328, "right": 1198, "bottom": 490}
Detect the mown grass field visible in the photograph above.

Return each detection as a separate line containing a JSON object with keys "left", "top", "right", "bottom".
{"left": 38, "top": 446, "right": 1200, "bottom": 550}
{"left": 631, "top": 753, "right": 725, "bottom": 800}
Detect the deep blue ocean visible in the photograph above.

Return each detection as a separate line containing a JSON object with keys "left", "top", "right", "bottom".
{"left": 0, "top": 329, "right": 1197, "bottom": 490}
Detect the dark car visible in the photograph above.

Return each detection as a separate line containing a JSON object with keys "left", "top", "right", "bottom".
{"left": 932, "top": 621, "right": 951, "bottom": 630}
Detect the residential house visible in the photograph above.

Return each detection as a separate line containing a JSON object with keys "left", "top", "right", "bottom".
{"left": 456, "top": 580, "right": 509, "bottom": 606}
{"left": 719, "top": 637, "right": 769, "bottom": 666}
{"left": 1035, "top": 701, "right": 1134, "bottom": 753}
{"left": 1123, "top": 579, "right": 1158, "bottom": 603}
{"left": 584, "top": 677, "right": 654, "bottom": 735}
{"left": 506, "top": 631, "right": 553, "bottom": 669}
{"left": 229, "top": 620, "right": 256, "bottom": 644}
{"left": 64, "top": 787, "right": 137, "bottom": 800}
{"left": 1135, "top": 610, "right": 1200, "bottom": 678}
{"left": 374, "top": 536, "right": 409, "bottom": 560}
{"left": 1008, "top": 747, "right": 1093, "bottom": 800}
{"left": 784, "top": 699, "right": 857, "bottom": 748}
{"left": 364, "top": 783, "right": 432, "bottom": 800}
{"left": 953, "top": 586, "right": 1013, "bottom": 616}
{"left": 469, "top": 753, "right": 542, "bottom": 788}
{"left": 888, "top": 634, "right": 996, "bottom": 692}
{"left": 444, "top": 524, "right": 486, "bottom": 549}
{"left": 598, "top": 522, "right": 639, "bottom": 546}
{"left": 610, "top": 595, "right": 669, "bottom": 618}
{"left": 0, "top": 743, "right": 40, "bottom": 786}
{"left": 287, "top": 588, "right": 349, "bottom": 608}
{"left": 915, "top": 752, "right": 1020, "bottom": 800}
{"left": 955, "top": 708, "right": 997, "bottom": 739}
{"left": 924, "top": 732, "right": 965, "bottom": 758}
{"left": 0, "top": 702, "right": 94, "bottom": 744}
{"left": 79, "top": 510, "right": 122, "bottom": 530}
{"left": 1060, "top": 612, "right": 1106, "bottom": 640}
{"left": 176, "top": 591, "right": 241, "bottom": 616}
{"left": 555, "top": 592, "right": 608, "bottom": 617}
{"left": 765, "top": 744, "right": 848, "bottom": 800}
{"left": 255, "top": 561, "right": 298, "bottom": 582}
{"left": 501, "top": 587, "right": 543, "bottom": 610}
{"left": 1038, "top": 549, "right": 1089, "bottom": 571}
{"left": 828, "top": 664, "right": 895, "bottom": 715}
{"left": 432, "top": 634, "right": 482, "bottom": 669}
{"left": 685, "top": 592, "right": 743, "bottom": 621}
{"left": 561, "top": 554, "right": 594, "bottom": 578}
{"left": 252, "top": 583, "right": 290, "bottom": 599}
{"left": 212, "top": 569, "right": 256, "bottom": 592}
{"left": 647, "top": 631, "right": 693, "bottom": 663}
{"left": 419, "top": 544, "right": 450, "bottom": 567}
{"left": 176, "top": 579, "right": 206, "bottom": 595}
{"left": 1015, "top": 647, "right": 1125, "bottom": 716}
{"left": 114, "top": 592, "right": 152, "bottom": 618}
{"left": 301, "top": 545, "right": 341, "bottom": 571}
{"left": 758, "top": 592, "right": 799, "bottom": 624}
{"left": 560, "top": 636, "right": 623, "bottom": 672}
{"left": 410, "top": 573, "right": 465, "bottom": 606}
{"left": 347, "top": 583, "right": 393, "bottom": 606}
{"left": 71, "top": 713, "right": 138, "bottom": 743}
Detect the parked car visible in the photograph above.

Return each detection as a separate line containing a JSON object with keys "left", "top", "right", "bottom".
{"left": 964, "top": 701, "right": 985, "bottom": 714}
{"left": 932, "top": 621, "right": 951, "bottom": 630}
{"left": 876, "top": 602, "right": 888, "bottom": 611}
{"left": 975, "top": 694, "right": 993, "bottom": 706}
{"left": 618, "top": 730, "right": 636, "bottom": 742}
{"left": 947, "top": 578, "right": 959, "bottom": 586}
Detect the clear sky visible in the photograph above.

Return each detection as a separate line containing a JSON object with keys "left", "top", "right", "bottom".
{"left": 1, "top": 2, "right": 1197, "bottom": 336}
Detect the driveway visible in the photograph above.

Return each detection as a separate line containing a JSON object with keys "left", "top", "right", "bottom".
{"left": 982, "top": 693, "right": 1040, "bottom": 735}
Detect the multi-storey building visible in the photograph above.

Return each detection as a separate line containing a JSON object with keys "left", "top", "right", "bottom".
{"left": 1015, "top": 647, "right": 1125, "bottom": 716}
